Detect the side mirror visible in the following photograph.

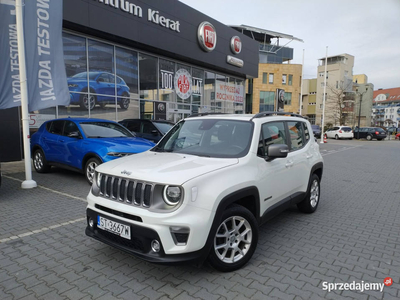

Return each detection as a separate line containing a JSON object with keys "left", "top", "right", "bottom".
{"left": 265, "top": 144, "right": 289, "bottom": 162}
{"left": 68, "top": 131, "right": 81, "bottom": 139}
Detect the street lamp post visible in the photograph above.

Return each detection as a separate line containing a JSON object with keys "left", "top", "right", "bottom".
{"left": 356, "top": 87, "right": 368, "bottom": 139}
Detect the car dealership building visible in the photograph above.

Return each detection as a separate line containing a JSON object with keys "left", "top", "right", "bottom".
{"left": 0, "top": 0, "right": 258, "bottom": 162}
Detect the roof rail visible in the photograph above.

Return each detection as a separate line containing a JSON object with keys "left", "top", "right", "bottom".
{"left": 251, "top": 111, "right": 307, "bottom": 120}
{"left": 186, "top": 112, "right": 227, "bottom": 118}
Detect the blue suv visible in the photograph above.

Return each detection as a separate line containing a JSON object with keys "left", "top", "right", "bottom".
{"left": 68, "top": 72, "right": 131, "bottom": 110}
{"left": 31, "top": 118, "right": 155, "bottom": 183}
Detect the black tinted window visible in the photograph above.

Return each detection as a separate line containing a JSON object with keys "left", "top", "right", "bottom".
{"left": 49, "top": 120, "right": 64, "bottom": 135}
{"left": 64, "top": 121, "right": 80, "bottom": 137}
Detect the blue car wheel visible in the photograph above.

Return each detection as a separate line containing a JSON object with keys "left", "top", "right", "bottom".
{"left": 80, "top": 92, "right": 96, "bottom": 110}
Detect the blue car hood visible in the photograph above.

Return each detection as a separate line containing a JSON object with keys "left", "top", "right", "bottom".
{"left": 88, "top": 137, "right": 155, "bottom": 153}
{"left": 67, "top": 77, "right": 87, "bottom": 84}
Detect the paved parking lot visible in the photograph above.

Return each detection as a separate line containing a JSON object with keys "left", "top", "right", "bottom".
{"left": 1, "top": 139, "right": 399, "bottom": 299}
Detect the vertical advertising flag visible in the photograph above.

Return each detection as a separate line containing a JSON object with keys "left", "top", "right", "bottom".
{"left": 276, "top": 88, "right": 285, "bottom": 112}
{"left": 0, "top": 0, "right": 70, "bottom": 111}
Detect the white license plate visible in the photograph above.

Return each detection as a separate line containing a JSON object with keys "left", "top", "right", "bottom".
{"left": 97, "top": 216, "right": 131, "bottom": 240}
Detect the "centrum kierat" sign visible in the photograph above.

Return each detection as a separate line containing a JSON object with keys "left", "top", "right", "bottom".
{"left": 94, "top": 0, "right": 181, "bottom": 32}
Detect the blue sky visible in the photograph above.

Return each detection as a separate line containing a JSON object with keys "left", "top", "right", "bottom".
{"left": 180, "top": 0, "right": 400, "bottom": 89}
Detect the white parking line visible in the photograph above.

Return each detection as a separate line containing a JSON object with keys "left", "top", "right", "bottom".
{"left": 321, "top": 145, "right": 361, "bottom": 156}
{"left": 3, "top": 175, "right": 87, "bottom": 202}
{"left": 0, "top": 217, "right": 86, "bottom": 244}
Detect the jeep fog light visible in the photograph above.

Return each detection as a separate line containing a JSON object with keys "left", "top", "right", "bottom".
{"left": 151, "top": 240, "right": 160, "bottom": 253}
{"left": 88, "top": 217, "right": 94, "bottom": 228}
{"left": 163, "top": 186, "right": 182, "bottom": 206}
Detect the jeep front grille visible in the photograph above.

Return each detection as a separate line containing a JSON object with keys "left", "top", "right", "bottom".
{"left": 99, "top": 175, "right": 154, "bottom": 208}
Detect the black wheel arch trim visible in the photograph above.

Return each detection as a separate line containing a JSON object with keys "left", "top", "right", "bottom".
{"left": 82, "top": 153, "right": 103, "bottom": 171}
{"left": 197, "top": 186, "right": 261, "bottom": 263}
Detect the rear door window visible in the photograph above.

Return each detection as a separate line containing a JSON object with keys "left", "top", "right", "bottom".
{"left": 259, "top": 122, "right": 287, "bottom": 157}
{"left": 287, "top": 121, "right": 305, "bottom": 151}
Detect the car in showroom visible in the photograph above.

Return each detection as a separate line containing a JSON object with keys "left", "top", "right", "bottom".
{"left": 68, "top": 72, "right": 131, "bottom": 110}
{"left": 119, "top": 119, "right": 174, "bottom": 143}
{"left": 311, "top": 125, "right": 321, "bottom": 139}
{"left": 30, "top": 118, "right": 155, "bottom": 184}
{"left": 354, "top": 127, "right": 387, "bottom": 140}
{"left": 85, "top": 112, "right": 323, "bottom": 271}
{"left": 324, "top": 126, "right": 353, "bottom": 140}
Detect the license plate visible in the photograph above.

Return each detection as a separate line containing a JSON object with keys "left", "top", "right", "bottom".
{"left": 97, "top": 216, "right": 131, "bottom": 240}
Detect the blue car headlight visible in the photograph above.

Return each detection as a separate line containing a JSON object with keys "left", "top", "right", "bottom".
{"left": 107, "top": 152, "right": 134, "bottom": 157}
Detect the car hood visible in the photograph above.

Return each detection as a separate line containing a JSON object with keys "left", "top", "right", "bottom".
{"left": 95, "top": 151, "right": 239, "bottom": 185}
{"left": 87, "top": 137, "right": 155, "bottom": 153}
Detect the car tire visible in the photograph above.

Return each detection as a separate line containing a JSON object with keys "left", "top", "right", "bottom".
{"left": 349, "top": 138, "right": 353, "bottom": 140}
{"left": 80, "top": 91, "right": 96, "bottom": 110}
{"left": 85, "top": 157, "right": 101, "bottom": 185}
{"left": 208, "top": 205, "right": 258, "bottom": 272}
{"left": 119, "top": 94, "right": 130, "bottom": 109}
{"left": 33, "top": 149, "right": 50, "bottom": 173}
{"left": 377, "top": 138, "right": 382, "bottom": 141}
{"left": 366, "top": 135, "right": 372, "bottom": 141}
{"left": 297, "top": 173, "right": 320, "bottom": 214}
{"left": 335, "top": 134, "right": 339, "bottom": 140}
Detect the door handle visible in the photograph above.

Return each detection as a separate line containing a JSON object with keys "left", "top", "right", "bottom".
{"left": 59, "top": 139, "right": 64, "bottom": 143}
{"left": 306, "top": 154, "right": 313, "bottom": 159}
{"left": 285, "top": 161, "right": 294, "bottom": 168}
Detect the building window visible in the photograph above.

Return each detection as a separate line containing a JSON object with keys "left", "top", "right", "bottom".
{"left": 308, "top": 115, "right": 316, "bottom": 124}
{"left": 259, "top": 91, "right": 275, "bottom": 112}
{"left": 288, "top": 74, "right": 293, "bottom": 86}
{"left": 262, "top": 72, "right": 268, "bottom": 84}
{"left": 269, "top": 73, "right": 274, "bottom": 84}
{"left": 319, "top": 72, "right": 324, "bottom": 77}
{"left": 284, "top": 92, "right": 292, "bottom": 105}
{"left": 282, "top": 74, "right": 287, "bottom": 85}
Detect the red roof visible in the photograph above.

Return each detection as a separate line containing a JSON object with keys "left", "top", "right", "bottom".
{"left": 373, "top": 87, "right": 400, "bottom": 103}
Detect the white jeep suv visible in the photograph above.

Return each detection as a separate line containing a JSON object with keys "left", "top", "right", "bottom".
{"left": 86, "top": 112, "right": 324, "bottom": 271}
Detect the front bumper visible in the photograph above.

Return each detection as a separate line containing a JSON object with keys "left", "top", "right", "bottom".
{"left": 86, "top": 208, "right": 208, "bottom": 264}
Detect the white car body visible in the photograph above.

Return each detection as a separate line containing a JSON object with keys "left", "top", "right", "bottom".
{"left": 85, "top": 113, "right": 324, "bottom": 269}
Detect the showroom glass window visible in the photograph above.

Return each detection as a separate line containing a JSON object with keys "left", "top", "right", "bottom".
{"left": 259, "top": 91, "right": 275, "bottom": 112}
{"left": 204, "top": 71, "right": 215, "bottom": 111}
{"left": 60, "top": 33, "right": 88, "bottom": 119}
{"left": 215, "top": 74, "right": 226, "bottom": 113}
{"left": 159, "top": 59, "right": 175, "bottom": 101}
{"left": 235, "top": 79, "right": 245, "bottom": 114}
{"left": 139, "top": 53, "right": 158, "bottom": 100}
{"left": 284, "top": 92, "right": 292, "bottom": 105}
{"left": 192, "top": 68, "right": 204, "bottom": 115}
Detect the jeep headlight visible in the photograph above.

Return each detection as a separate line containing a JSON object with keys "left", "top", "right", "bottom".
{"left": 96, "top": 172, "right": 102, "bottom": 188}
{"left": 163, "top": 185, "right": 182, "bottom": 206}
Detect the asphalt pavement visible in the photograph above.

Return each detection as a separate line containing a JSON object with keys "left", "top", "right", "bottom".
{"left": 0, "top": 138, "right": 399, "bottom": 299}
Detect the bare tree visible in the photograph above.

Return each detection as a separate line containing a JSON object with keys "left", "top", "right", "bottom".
{"left": 324, "top": 80, "right": 354, "bottom": 126}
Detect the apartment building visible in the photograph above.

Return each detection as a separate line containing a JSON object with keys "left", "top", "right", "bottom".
{"left": 302, "top": 54, "right": 373, "bottom": 127}
{"left": 231, "top": 25, "right": 303, "bottom": 114}
{"left": 372, "top": 87, "right": 400, "bottom": 127}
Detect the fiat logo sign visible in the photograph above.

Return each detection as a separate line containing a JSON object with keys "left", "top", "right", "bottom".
{"left": 230, "top": 36, "right": 242, "bottom": 54}
{"left": 198, "top": 21, "right": 217, "bottom": 52}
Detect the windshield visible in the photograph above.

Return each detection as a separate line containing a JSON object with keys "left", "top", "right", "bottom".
{"left": 152, "top": 119, "right": 254, "bottom": 158}
{"left": 311, "top": 125, "right": 320, "bottom": 130}
{"left": 71, "top": 72, "right": 99, "bottom": 80}
{"left": 80, "top": 122, "right": 134, "bottom": 138}
{"left": 153, "top": 121, "right": 174, "bottom": 135}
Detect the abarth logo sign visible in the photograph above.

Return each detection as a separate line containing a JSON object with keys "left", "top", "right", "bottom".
{"left": 230, "top": 36, "right": 242, "bottom": 54}
{"left": 198, "top": 21, "right": 217, "bottom": 52}
{"left": 174, "top": 69, "right": 192, "bottom": 99}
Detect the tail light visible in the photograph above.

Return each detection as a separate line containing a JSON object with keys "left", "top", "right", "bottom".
{"left": 375, "top": 131, "right": 379, "bottom": 135}
{"left": 339, "top": 130, "right": 342, "bottom": 133}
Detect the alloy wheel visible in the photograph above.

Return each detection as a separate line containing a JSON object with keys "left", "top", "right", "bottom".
{"left": 86, "top": 161, "right": 98, "bottom": 183}
{"left": 214, "top": 216, "right": 252, "bottom": 263}
{"left": 310, "top": 179, "right": 319, "bottom": 207}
